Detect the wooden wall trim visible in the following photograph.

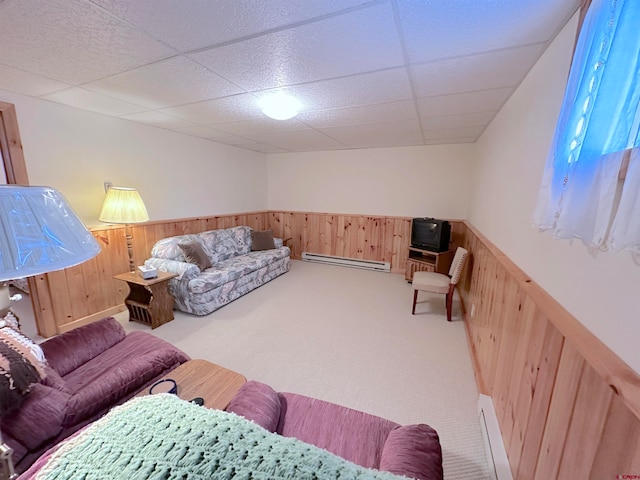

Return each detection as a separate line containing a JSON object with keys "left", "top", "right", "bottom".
{"left": 0, "top": 101, "right": 29, "bottom": 185}
{"left": 38, "top": 211, "right": 271, "bottom": 335}
{"left": 460, "top": 220, "right": 640, "bottom": 477}
{"left": 461, "top": 220, "right": 640, "bottom": 420}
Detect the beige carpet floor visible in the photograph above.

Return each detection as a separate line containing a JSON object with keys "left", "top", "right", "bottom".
{"left": 16, "top": 260, "right": 494, "bottom": 479}
{"left": 124, "top": 259, "right": 494, "bottom": 479}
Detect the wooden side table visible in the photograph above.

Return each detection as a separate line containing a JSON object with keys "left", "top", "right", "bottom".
{"left": 137, "top": 359, "right": 247, "bottom": 410}
{"left": 114, "top": 270, "right": 177, "bottom": 329}
{"left": 405, "top": 248, "right": 455, "bottom": 282}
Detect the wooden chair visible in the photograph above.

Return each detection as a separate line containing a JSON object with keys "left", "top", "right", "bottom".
{"left": 411, "top": 247, "right": 468, "bottom": 321}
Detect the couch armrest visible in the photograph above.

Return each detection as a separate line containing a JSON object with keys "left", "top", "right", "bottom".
{"left": 144, "top": 258, "right": 200, "bottom": 280}
{"left": 40, "top": 317, "right": 125, "bottom": 377}
{"left": 226, "top": 380, "right": 281, "bottom": 433}
{"left": 379, "top": 424, "right": 443, "bottom": 480}
{"left": 0, "top": 383, "right": 69, "bottom": 449}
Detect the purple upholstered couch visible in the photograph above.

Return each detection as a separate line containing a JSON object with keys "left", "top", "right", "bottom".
{"left": 226, "top": 381, "right": 444, "bottom": 480}
{"left": 1, "top": 317, "right": 189, "bottom": 474}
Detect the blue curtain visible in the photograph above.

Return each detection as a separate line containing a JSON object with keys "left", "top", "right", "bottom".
{"left": 533, "top": 0, "right": 640, "bottom": 250}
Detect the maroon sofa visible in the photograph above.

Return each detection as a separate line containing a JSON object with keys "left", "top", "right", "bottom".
{"left": 226, "top": 380, "right": 444, "bottom": 480}
{"left": 1, "top": 317, "right": 189, "bottom": 474}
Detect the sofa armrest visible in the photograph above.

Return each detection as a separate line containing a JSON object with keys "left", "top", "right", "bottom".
{"left": 379, "top": 424, "right": 443, "bottom": 480}
{"left": 226, "top": 380, "right": 281, "bottom": 433}
{"left": 144, "top": 258, "right": 200, "bottom": 281}
{"left": 0, "top": 383, "right": 69, "bottom": 449}
{"left": 40, "top": 317, "right": 126, "bottom": 376}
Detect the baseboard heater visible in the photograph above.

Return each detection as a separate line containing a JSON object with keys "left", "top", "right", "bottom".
{"left": 301, "top": 252, "right": 390, "bottom": 272}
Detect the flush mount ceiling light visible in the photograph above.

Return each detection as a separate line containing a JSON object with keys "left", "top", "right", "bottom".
{"left": 258, "top": 93, "right": 302, "bottom": 121}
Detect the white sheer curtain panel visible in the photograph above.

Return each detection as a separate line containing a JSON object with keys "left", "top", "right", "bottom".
{"left": 532, "top": 0, "right": 640, "bottom": 251}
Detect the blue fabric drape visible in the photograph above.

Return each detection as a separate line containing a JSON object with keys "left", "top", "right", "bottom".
{"left": 533, "top": 0, "right": 640, "bottom": 250}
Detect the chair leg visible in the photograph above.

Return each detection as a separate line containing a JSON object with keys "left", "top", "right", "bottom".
{"left": 412, "top": 289, "right": 418, "bottom": 314}
{"left": 446, "top": 285, "right": 454, "bottom": 322}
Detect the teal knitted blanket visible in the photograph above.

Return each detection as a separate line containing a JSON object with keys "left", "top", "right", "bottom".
{"left": 35, "top": 394, "right": 408, "bottom": 480}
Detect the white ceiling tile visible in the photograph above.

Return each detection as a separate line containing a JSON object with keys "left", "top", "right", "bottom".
{"left": 1, "top": 0, "right": 579, "bottom": 151}
{"left": 172, "top": 125, "right": 232, "bottom": 139}
{"left": 0, "top": 0, "right": 174, "bottom": 84}
{"left": 190, "top": 3, "right": 403, "bottom": 91}
{"left": 320, "top": 120, "right": 424, "bottom": 148}
{"left": 83, "top": 57, "right": 243, "bottom": 109}
{"left": 410, "top": 44, "right": 545, "bottom": 97}
{"left": 298, "top": 100, "right": 418, "bottom": 128}
{"left": 90, "top": 0, "right": 369, "bottom": 52}
{"left": 248, "top": 129, "right": 347, "bottom": 152}
{"left": 207, "top": 134, "right": 258, "bottom": 146}
{"left": 159, "top": 94, "right": 263, "bottom": 125}
{"left": 213, "top": 118, "right": 311, "bottom": 136}
{"left": 0, "top": 64, "right": 70, "bottom": 96}
{"left": 417, "top": 88, "right": 513, "bottom": 117}
{"left": 397, "top": 0, "right": 580, "bottom": 63}
{"left": 424, "top": 137, "right": 477, "bottom": 145}
{"left": 286, "top": 68, "right": 413, "bottom": 111}
{"left": 420, "top": 112, "right": 495, "bottom": 130}
{"left": 422, "top": 126, "right": 485, "bottom": 141}
{"left": 42, "top": 88, "right": 147, "bottom": 116}
{"left": 236, "top": 143, "right": 291, "bottom": 154}
{"left": 120, "top": 111, "right": 195, "bottom": 129}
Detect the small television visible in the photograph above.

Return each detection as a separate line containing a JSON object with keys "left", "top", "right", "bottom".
{"left": 411, "top": 218, "right": 451, "bottom": 252}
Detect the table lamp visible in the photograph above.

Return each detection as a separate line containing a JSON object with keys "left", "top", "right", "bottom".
{"left": 0, "top": 185, "right": 101, "bottom": 480}
{"left": 98, "top": 186, "right": 149, "bottom": 273}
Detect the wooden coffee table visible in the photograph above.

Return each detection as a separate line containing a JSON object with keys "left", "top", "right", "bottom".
{"left": 139, "top": 359, "right": 246, "bottom": 410}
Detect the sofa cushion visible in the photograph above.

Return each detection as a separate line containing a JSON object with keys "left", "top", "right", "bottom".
{"left": 226, "top": 380, "right": 281, "bottom": 432}
{"left": 277, "top": 392, "right": 399, "bottom": 469}
{"left": 226, "top": 226, "right": 252, "bottom": 255}
{"left": 199, "top": 229, "right": 237, "bottom": 263}
{"left": 251, "top": 229, "right": 275, "bottom": 251}
{"left": 178, "top": 240, "right": 212, "bottom": 271}
{"left": 150, "top": 234, "right": 201, "bottom": 262}
{"left": 380, "top": 424, "right": 443, "bottom": 480}
{"left": 188, "top": 248, "right": 289, "bottom": 294}
{"left": 41, "top": 317, "right": 126, "bottom": 377}
{"left": 40, "top": 366, "right": 70, "bottom": 393}
{"left": 62, "top": 331, "right": 189, "bottom": 426}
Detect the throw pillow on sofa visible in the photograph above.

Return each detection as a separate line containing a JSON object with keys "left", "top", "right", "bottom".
{"left": 178, "top": 241, "right": 212, "bottom": 271}
{"left": 251, "top": 230, "right": 276, "bottom": 251}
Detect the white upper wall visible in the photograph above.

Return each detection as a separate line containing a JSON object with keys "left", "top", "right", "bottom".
{"left": 470, "top": 13, "right": 640, "bottom": 374}
{"left": 267, "top": 144, "right": 474, "bottom": 218}
{"left": 0, "top": 90, "right": 267, "bottom": 226}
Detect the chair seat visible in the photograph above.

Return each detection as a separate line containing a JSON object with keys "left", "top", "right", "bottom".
{"left": 412, "top": 271, "right": 451, "bottom": 294}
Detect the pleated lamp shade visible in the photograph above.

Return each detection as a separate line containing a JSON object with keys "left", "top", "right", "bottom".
{"left": 0, "top": 185, "right": 101, "bottom": 281}
{"left": 98, "top": 187, "right": 149, "bottom": 224}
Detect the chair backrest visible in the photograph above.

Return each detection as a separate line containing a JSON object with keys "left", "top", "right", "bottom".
{"left": 448, "top": 247, "right": 469, "bottom": 285}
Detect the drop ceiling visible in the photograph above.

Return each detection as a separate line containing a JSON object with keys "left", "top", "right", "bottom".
{"left": 0, "top": 0, "right": 579, "bottom": 154}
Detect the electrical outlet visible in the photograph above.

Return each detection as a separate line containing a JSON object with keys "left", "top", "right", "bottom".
{"left": 470, "top": 304, "right": 476, "bottom": 318}
{"left": 104, "top": 182, "right": 112, "bottom": 193}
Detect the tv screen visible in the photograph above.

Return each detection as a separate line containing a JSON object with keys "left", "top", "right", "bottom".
{"left": 411, "top": 218, "right": 451, "bottom": 252}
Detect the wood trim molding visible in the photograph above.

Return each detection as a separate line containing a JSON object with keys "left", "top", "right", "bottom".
{"left": 459, "top": 220, "right": 640, "bottom": 477}
{"left": 461, "top": 220, "right": 640, "bottom": 420}
{"left": 0, "top": 101, "right": 29, "bottom": 185}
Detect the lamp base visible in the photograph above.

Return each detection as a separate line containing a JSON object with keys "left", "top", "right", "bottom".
{"left": 0, "top": 285, "right": 11, "bottom": 319}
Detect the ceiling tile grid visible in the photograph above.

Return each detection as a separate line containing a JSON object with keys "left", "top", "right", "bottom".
{"left": 0, "top": 0, "right": 580, "bottom": 153}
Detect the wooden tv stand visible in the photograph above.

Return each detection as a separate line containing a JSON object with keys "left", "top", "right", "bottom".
{"left": 405, "top": 247, "right": 454, "bottom": 281}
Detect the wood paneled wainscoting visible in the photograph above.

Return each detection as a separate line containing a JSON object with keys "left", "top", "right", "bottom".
{"left": 33, "top": 212, "right": 271, "bottom": 336}
{"left": 459, "top": 221, "right": 640, "bottom": 478}
{"left": 267, "top": 211, "right": 465, "bottom": 273}
{"left": 33, "top": 210, "right": 463, "bottom": 336}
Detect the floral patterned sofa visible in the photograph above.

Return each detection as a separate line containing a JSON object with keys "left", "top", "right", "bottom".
{"left": 144, "top": 226, "right": 290, "bottom": 316}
